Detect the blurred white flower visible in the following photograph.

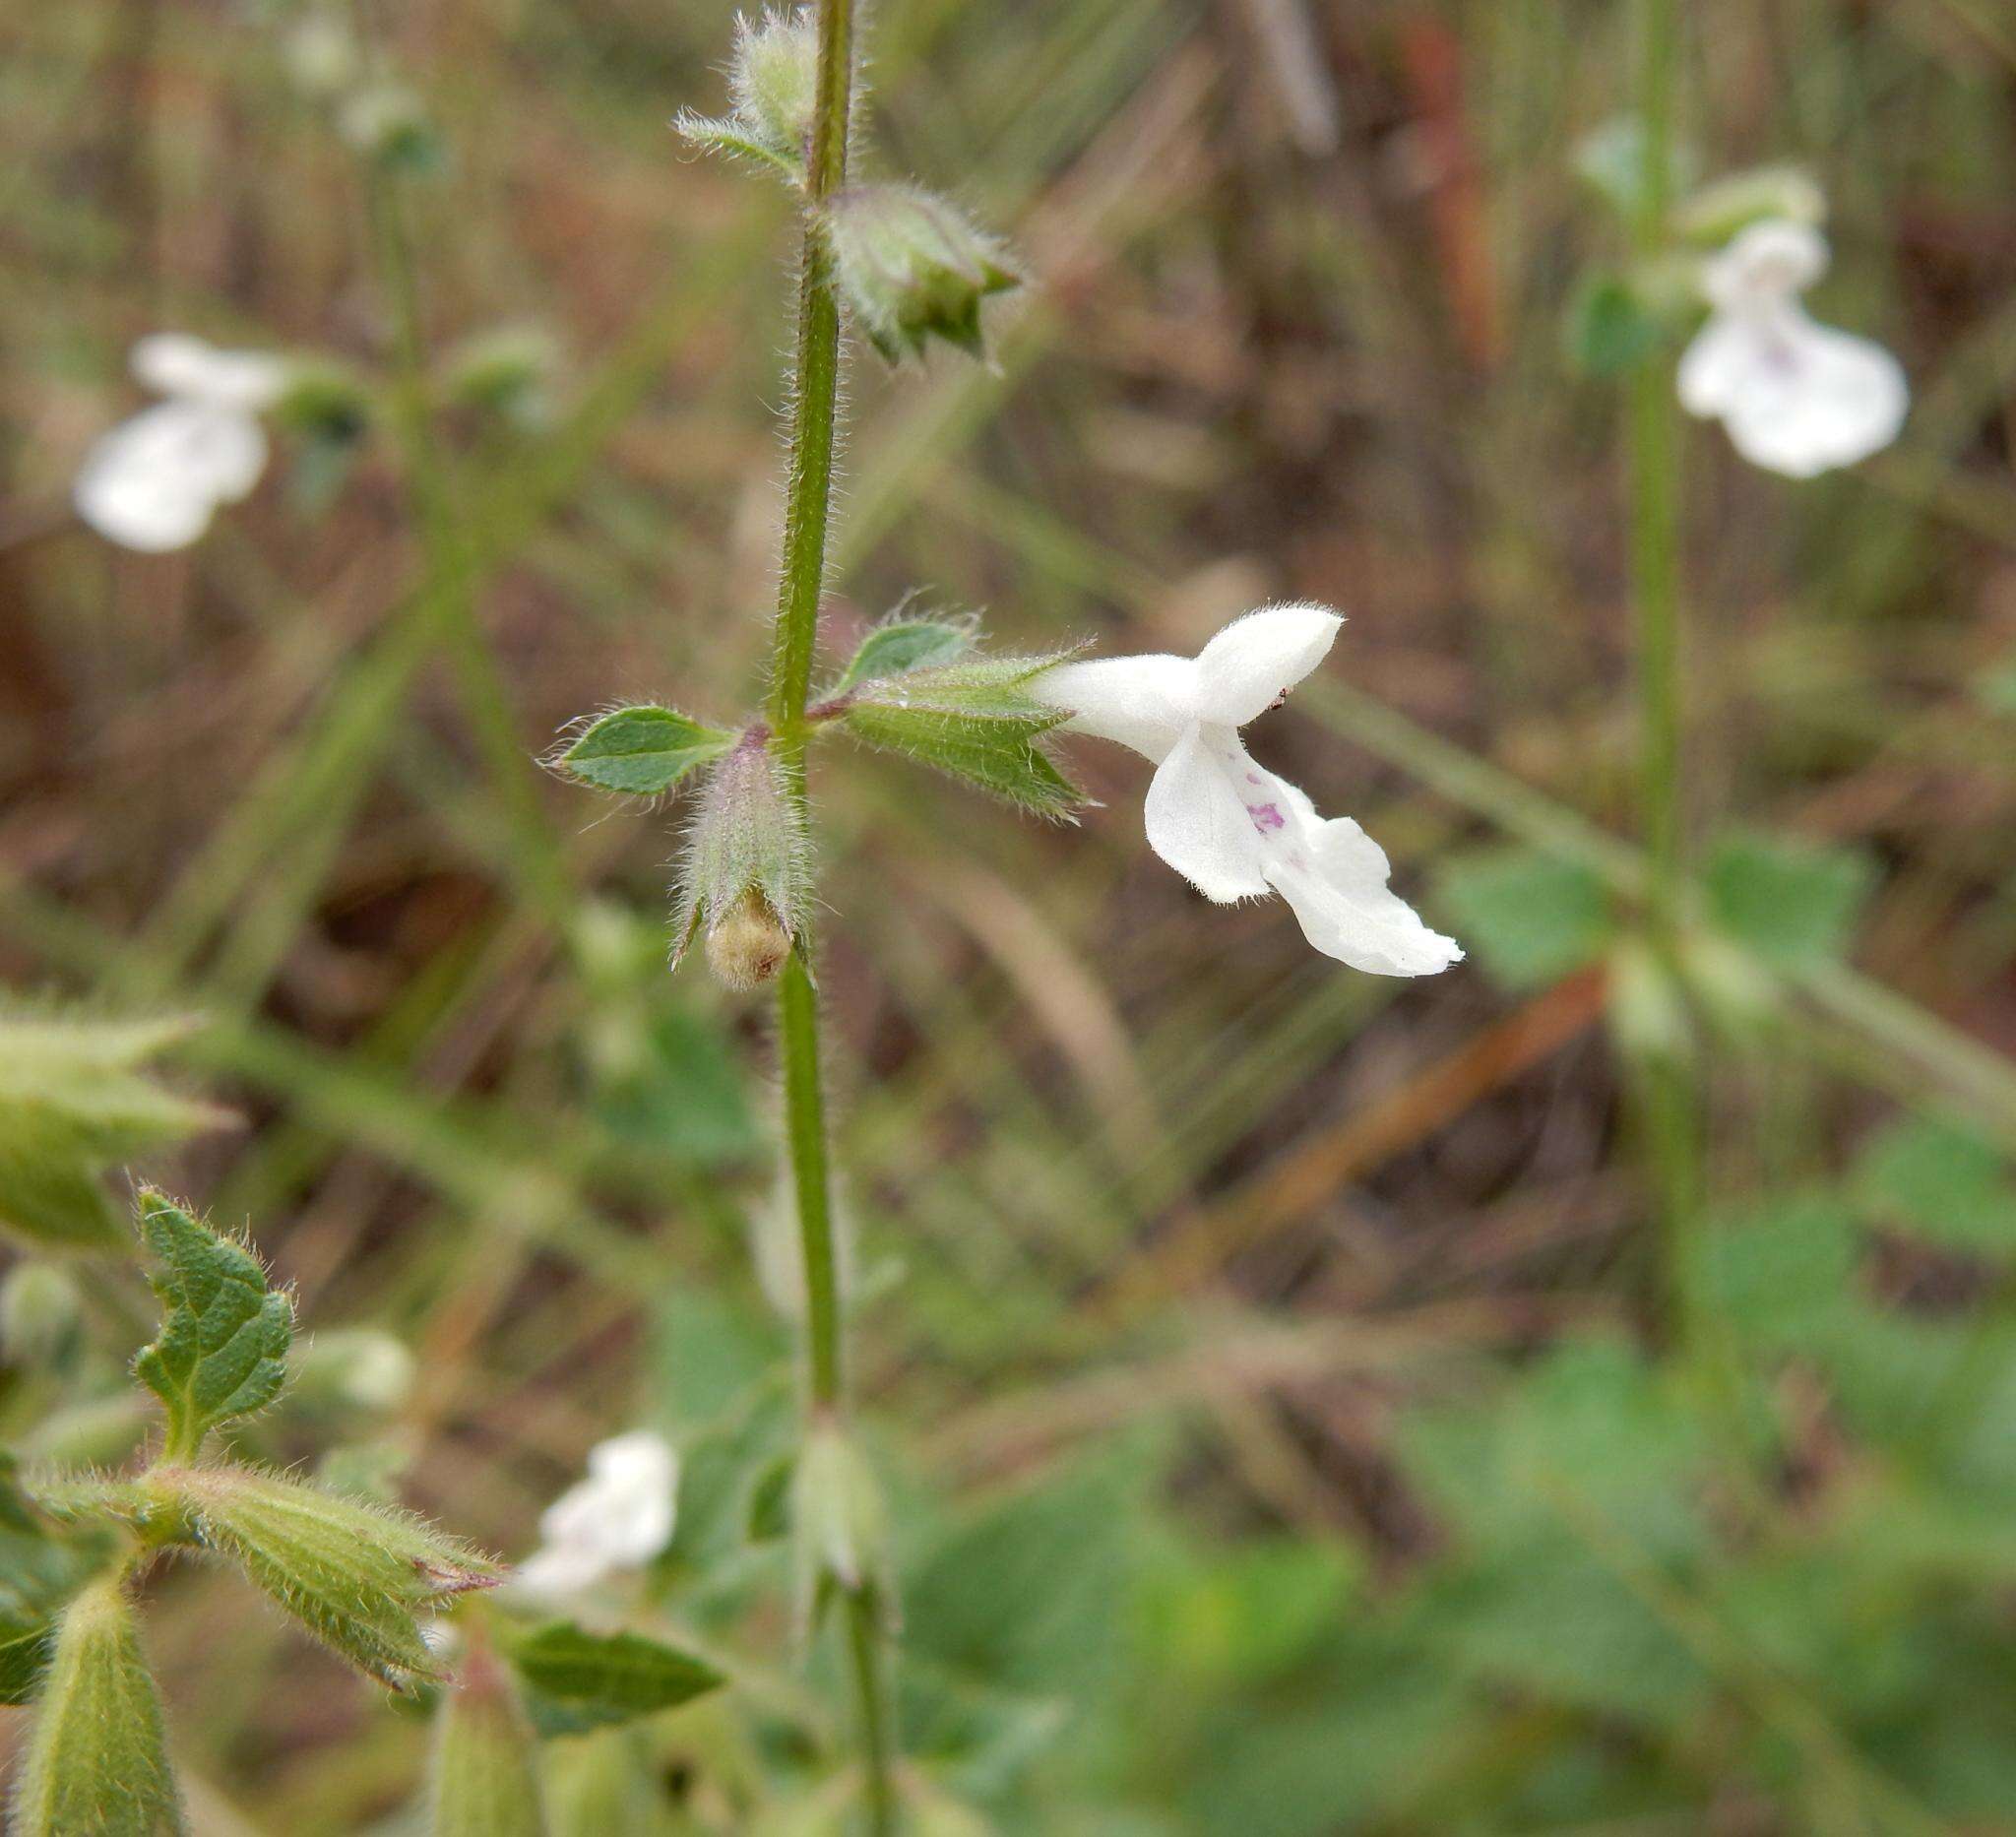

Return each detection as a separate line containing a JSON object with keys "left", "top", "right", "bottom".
{"left": 1678, "top": 218, "right": 1907, "bottom": 478}
{"left": 74, "top": 334, "right": 286, "bottom": 552}
{"left": 1033, "top": 605, "right": 1463, "bottom": 977}
{"left": 513, "top": 1429, "right": 677, "bottom": 1601}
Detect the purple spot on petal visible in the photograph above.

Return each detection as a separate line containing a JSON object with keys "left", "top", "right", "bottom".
{"left": 1247, "top": 801, "right": 1287, "bottom": 834}
{"left": 1244, "top": 771, "right": 1263, "bottom": 786}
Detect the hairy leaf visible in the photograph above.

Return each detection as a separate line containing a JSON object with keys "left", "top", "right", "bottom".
{"left": 132, "top": 1192, "right": 294, "bottom": 1459}
{"left": 830, "top": 616, "right": 976, "bottom": 694}
{"left": 14, "top": 1574, "right": 185, "bottom": 1836}
{"left": 156, "top": 1465, "right": 501, "bottom": 1691}
{"left": 507, "top": 1620, "right": 724, "bottom": 1732}
{"left": 552, "top": 706, "right": 734, "bottom": 797}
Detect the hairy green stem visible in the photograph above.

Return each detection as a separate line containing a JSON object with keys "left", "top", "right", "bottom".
{"left": 1624, "top": 0, "right": 1703, "bottom": 1349}
{"left": 762, "top": 1, "right": 898, "bottom": 1827}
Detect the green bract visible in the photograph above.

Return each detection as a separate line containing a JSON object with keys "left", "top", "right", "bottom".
{"left": 150, "top": 1465, "right": 501, "bottom": 1690}
{"left": 132, "top": 1191, "right": 294, "bottom": 1460}
{"left": 550, "top": 705, "right": 735, "bottom": 798}
{"left": 824, "top": 184, "right": 1020, "bottom": 364}
{"left": 835, "top": 653, "right": 1082, "bottom": 817}
{"left": 674, "top": 7, "right": 820, "bottom": 183}
{"left": 0, "top": 1007, "right": 225, "bottom": 1252}
{"left": 14, "top": 1574, "right": 185, "bottom": 1837}
{"left": 504, "top": 1619, "right": 726, "bottom": 1734}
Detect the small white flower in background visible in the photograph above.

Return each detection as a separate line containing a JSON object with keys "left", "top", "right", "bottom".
{"left": 1677, "top": 218, "right": 1907, "bottom": 478}
{"left": 1033, "top": 605, "right": 1463, "bottom": 977}
{"left": 513, "top": 1429, "right": 678, "bottom": 1600}
{"left": 74, "top": 334, "right": 286, "bottom": 552}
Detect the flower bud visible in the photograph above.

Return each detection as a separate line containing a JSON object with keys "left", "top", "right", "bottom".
{"left": 1605, "top": 936, "right": 1694, "bottom": 1069}
{"left": 1679, "top": 927, "right": 1781, "bottom": 1049}
{"left": 792, "top": 1419, "right": 887, "bottom": 1603}
{"left": 340, "top": 83, "right": 443, "bottom": 174}
{"left": 0, "top": 1261, "right": 83, "bottom": 1368}
{"left": 705, "top": 888, "right": 793, "bottom": 990}
{"left": 730, "top": 8, "right": 819, "bottom": 160}
{"left": 824, "top": 184, "right": 1019, "bottom": 364}
{"left": 675, "top": 8, "right": 820, "bottom": 180}
{"left": 676, "top": 736, "right": 809, "bottom": 986}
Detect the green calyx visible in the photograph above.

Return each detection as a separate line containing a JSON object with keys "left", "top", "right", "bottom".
{"left": 14, "top": 1573, "right": 185, "bottom": 1837}
{"left": 824, "top": 183, "right": 1020, "bottom": 364}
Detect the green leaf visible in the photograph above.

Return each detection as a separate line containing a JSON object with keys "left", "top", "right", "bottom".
{"left": 15, "top": 1574, "right": 185, "bottom": 1836}
{"left": 1565, "top": 275, "right": 1662, "bottom": 377}
{"left": 505, "top": 1621, "right": 725, "bottom": 1732}
{"left": 153, "top": 1465, "right": 500, "bottom": 1690}
{"left": 1703, "top": 827, "right": 1875, "bottom": 970}
{"left": 431, "top": 1651, "right": 549, "bottom": 1837}
{"left": 132, "top": 1192, "right": 294, "bottom": 1459}
{"left": 1856, "top": 1115, "right": 2016, "bottom": 1256}
{"left": 552, "top": 706, "right": 734, "bottom": 797}
{"left": 831, "top": 616, "right": 976, "bottom": 694}
{"left": 1686, "top": 1194, "right": 1859, "bottom": 1355}
{"left": 1142, "top": 1537, "right": 1362, "bottom": 1689}
{"left": 1433, "top": 846, "right": 1612, "bottom": 990}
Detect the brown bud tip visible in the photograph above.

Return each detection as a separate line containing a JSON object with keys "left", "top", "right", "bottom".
{"left": 705, "top": 890, "right": 792, "bottom": 990}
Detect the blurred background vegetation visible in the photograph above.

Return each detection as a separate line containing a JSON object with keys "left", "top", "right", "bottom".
{"left": 6, "top": 0, "right": 2016, "bottom": 1830}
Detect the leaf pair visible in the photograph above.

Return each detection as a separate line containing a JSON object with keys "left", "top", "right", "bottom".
{"left": 0, "top": 1008, "right": 226, "bottom": 1253}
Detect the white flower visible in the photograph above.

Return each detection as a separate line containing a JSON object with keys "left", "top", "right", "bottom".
{"left": 513, "top": 1429, "right": 678, "bottom": 1601}
{"left": 1677, "top": 219, "right": 1907, "bottom": 478}
{"left": 74, "top": 334, "right": 286, "bottom": 552}
{"left": 1033, "top": 605, "right": 1463, "bottom": 977}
